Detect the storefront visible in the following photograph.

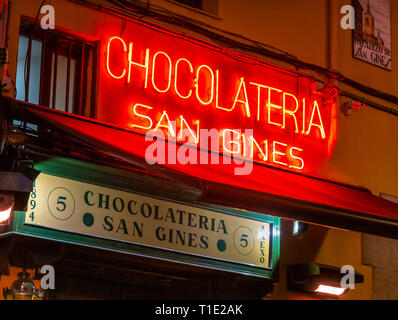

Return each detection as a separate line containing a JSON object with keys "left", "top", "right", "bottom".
{"left": 1, "top": 98, "right": 283, "bottom": 299}
{"left": 1, "top": 0, "right": 398, "bottom": 300}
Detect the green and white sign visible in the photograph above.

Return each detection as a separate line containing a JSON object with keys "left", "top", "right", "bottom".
{"left": 26, "top": 173, "right": 273, "bottom": 269}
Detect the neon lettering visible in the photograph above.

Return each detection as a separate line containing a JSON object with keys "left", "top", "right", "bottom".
{"left": 289, "top": 147, "right": 304, "bottom": 170}
{"left": 273, "top": 141, "right": 288, "bottom": 166}
{"left": 222, "top": 129, "right": 241, "bottom": 154}
{"left": 174, "top": 58, "right": 193, "bottom": 99}
{"left": 249, "top": 82, "right": 268, "bottom": 122}
{"left": 152, "top": 51, "right": 172, "bottom": 93}
{"left": 154, "top": 110, "right": 176, "bottom": 137}
{"left": 105, "top": 35, "right": 336, "bottom": 173}
{"left": 249, "top": 136, "right": 268, "bottom": 161}
{"left": 178, "top": 115, "right": 199, "bottom": 144}
{"left": 128, "top": 43, "right": 150, "bottom": 88}
{"left": 131, "top": 103, "right": 153, "bottom": 130}
{"left": 195, "top": 65, "right": 215, "bottom": 105}
{"left": 215, "top": 70, "right": 236, "bottom": 112}
{"left": 306, "top": 100, "right": 326, "bottom": 139}
{"left": 232, "top": 78, "right": 251, "bottom": 118}
{"left": 107, "top": 37, "right": 127, "bottom": 79}
{"left": 267, "top": 87, "right": 283, "bottom": 127}
{"left": 283, "top": 92, "right": 299, "bottom": 132}
{"left": 302, "top": 98, "right": 306, "bottom": 134}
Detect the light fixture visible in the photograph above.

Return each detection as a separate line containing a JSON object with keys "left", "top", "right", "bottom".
{"left": 0, "top": 171, "right": 34, "bottom": 212}
{"left": 287, "top": 262, "right": 364, "bottom": 297}
{"left": 292, "top": 220, "right": 308, "bottom": 238}
{"left": 314, "top": 284, "right": 346, "bottom": 296}
{"left": 343, "top": 100, "right": 365, "bottom": 116}
{"left": 0, "top": 205, "right": 12, "bottom": 223}
{"left": 2, "top": 269, "right": 44, "bottom": 300}
{"left": 0, "top": 194, "right": 13, "bottom": 225}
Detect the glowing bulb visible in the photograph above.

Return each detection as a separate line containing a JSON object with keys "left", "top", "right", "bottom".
{"left": 314, "top": 284, "right": 346, "bottom": 296}
{"left": 0, "top": 206, "right": 12, "bottom": 223}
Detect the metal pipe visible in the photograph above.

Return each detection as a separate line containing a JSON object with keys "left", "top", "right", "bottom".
{"left": 340, "top": 90, "right": 398, "bottom": 116}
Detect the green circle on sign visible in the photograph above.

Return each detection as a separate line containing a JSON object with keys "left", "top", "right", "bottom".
{"left": 217, "top": 239, "right": 226, "bottom": 252}
{"left": 83, "top": 213, "right": 94, "bottom": 227}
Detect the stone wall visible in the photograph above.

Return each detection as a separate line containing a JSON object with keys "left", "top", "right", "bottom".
{"left": 362, "top": 234, "right": 398, "bottom": 299}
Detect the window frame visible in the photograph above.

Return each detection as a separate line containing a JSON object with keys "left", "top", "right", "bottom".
{"left": 18, "top": 16, "right": 100, "bottom": 119}
{"left": 165, "top": 0, "right": 220, "bottom": 19}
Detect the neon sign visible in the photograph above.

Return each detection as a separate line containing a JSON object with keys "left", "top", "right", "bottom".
{"left": 99, "top": 23, "right": 337, "bottom": 174}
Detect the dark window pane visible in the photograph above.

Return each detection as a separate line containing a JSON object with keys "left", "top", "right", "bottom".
{"left": 173, "top": 0, "right": 203, "bottom": 10}
{"left": 17, "top": 19, "right": 99, "bottom": 118}
{"left": 16, "top": 35, "right": 42, "bottom": 104}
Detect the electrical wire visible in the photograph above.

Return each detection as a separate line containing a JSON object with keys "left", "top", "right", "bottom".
{"left": 101, "top": 0, "right": 398, "bottom": 108}
{"left": 0, "top": 0, "right": 8, "bottom": 47}
{"left": 0, "top": 0, "right": 8, "bottom": 81}
{"left": 138, "top": 0, "right": 150, "bottom": 20}
{"left": 118, "top": 0, "right": 298, "bottom": 59}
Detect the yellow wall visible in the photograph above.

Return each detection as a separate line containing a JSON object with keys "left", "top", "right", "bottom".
{"left": 4, "top": 0, "right": 398, "bottom": 299}
{"left": 269, "top": 220, "right": 372, "bottom": 300}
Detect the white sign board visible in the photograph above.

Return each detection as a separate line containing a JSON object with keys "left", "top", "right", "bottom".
{"left": 26, "top": 173, "right": 272, "bottom": 269}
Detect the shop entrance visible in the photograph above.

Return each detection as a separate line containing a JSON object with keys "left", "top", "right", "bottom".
{"left": 2, "top": 235, "right": 274, "bottom": 300}
{"left": 52, "top": 243, "right": 274, "bottom": 300}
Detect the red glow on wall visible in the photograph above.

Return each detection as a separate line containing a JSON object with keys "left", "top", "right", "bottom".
{"left": 97, "top": 18, "right": 337, "bottom": 174}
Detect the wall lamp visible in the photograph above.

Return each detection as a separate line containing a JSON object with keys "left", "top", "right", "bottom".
{"left": 2, "top": 269, "right": 44, "bottom": 300}
{"left": 292, "top": 221, "right": 308, "bottom": 238}
{"left": 0, "top": 171, "right": 35, "bottom": 233}
{"left": 0, "top": 193, "right": 13, "bottom": 226}
{"left": 0, "top": 171, "right": 34, "bottom": 210}
{"left": 343, "top": 100, "right": 365, "bottom": 116}
{"left": 287, "top": 263, "right": 364, "bottom": 297}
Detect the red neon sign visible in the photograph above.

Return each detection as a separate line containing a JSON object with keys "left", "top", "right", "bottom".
{"left": 99, "top": 20, "right": 337, "bottom": 174}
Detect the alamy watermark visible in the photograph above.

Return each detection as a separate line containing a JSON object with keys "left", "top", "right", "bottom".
{"left": 40, "top": 265, "right": 55, "bottom": 290}
{"left": 144, "top": 126, "right": 255, "bottom": 176}
{"left": 340, "top": 264, "right": 356, "bottom": 290}
{"left": 40, "top": 5, "right": 55, "bottom": 30}
{"left": 340, "top": 5, "right": 355, "bottom": 30}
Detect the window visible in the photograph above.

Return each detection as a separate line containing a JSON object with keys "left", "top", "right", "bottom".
{"left": 173, "top": 0, "right": 203, "bottom": 10}
{"left": 168, "top": 0, "right": 219, "bottom": 16}
{"left": 16, "top": 19, "right": 99, "bottom": 118}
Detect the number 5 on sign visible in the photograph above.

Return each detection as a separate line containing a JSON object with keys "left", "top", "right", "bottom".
{"left": 56, "top": 196, "right": 67, "bottom": 212}
{"left": 240, "top": 234, "right": 248, "bottom": 248}
{"left": 47, "top": 188, "right": 75, "bottom": 221}
{"left": 233, "top": 226, "right": 254, "bottom": 256}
